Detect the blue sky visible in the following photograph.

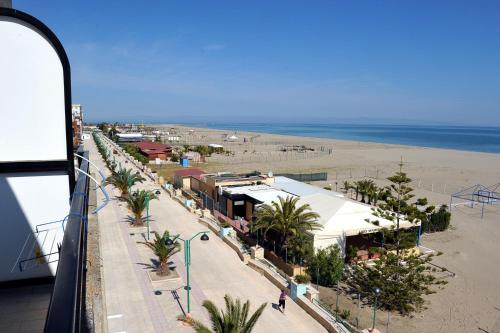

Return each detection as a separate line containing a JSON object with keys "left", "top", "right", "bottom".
{"left": 16, "top": 0, "right": 500, "bottom": 125}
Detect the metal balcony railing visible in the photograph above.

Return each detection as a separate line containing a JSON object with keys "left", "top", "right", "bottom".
{"left": 44, "top": 148, "right": 91, "bottom": 333}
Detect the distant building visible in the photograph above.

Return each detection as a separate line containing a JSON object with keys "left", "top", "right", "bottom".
{"left": 72, "top": 104, "right": 83, "bottom": 147}
{"left": 183, "top": 151, "right": 202, "bottom": 163}
{"left": 116, "top": 132, "right": 143, "bottom": 142}
{"left": 131, "top": 141, "right": 172, "bottom": 160}
{"left": 173, "top": 168, "right": 205, "bottom": 189}
{"left": 166, "top": 135, "right": 181, "bottom": 142}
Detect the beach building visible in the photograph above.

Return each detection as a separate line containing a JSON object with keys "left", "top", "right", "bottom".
{"left": 173, "top": 168, "right": 205, "bottom": 189}
{"left": 131, "top": 141, "right": 172, "bottom": 161}
{"left": 183, "top": 151, "right": 203, "bottom": 163}
{"left": 192, "top": 173, "right": 415, "bottom": 257}
{"left": 190, "top": 171, "right": 274, "bottom": 211}
{"left": 116, "top": 132, "right": 143, "bottom": 142}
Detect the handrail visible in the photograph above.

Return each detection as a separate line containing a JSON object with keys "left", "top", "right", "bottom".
{"left": 44, "top": 149, "right": 90, "bottom": 333}
{"left": 74, "top": 166, "right": 109, "bottom": 214}
{"left": 311, "top": 298, "right": 354, "bottom": 333}
{"left": 74, "top": 153, "right": 106, "bottom": 181}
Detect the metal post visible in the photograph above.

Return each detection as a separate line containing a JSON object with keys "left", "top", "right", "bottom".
{"left": 316, "top": 266, "right": 319, "bottom": 290}
{"left": 335, "top": 281, "right": 339, "bottom": 320}
{"left": 356, "top": 293, "right": 361, "bottom": 328}
{"left": 185, "top": 239, "right": 191, "bottom": 314}
{"left": 146, "top": 192, "right": 150, "bottom": 240}
{"left": 372, "top": 294, "right": 378, "bottom": 331}
{"left": 417, "top": 224, "right": 422, "bottom": 246}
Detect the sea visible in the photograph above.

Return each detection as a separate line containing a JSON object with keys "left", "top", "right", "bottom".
{"left": 190, "top": 123, "right": 500, "bottom": 154}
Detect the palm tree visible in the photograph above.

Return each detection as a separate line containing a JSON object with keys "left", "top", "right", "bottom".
{"left": 138, "top": 230, "right": 180, "bottom": 276}
{"left": 356, "top": 179, "right": 376, "bottom": 203}
{"left": 104, "top": 167, "right": 145, "bottom": 198}
{"left": 365, "top": 181, "right": 378, "bottom": 205}
{"left": 190, "top": 295, "right": 266, "bottom": 333}
{"left": 125, "top": 189, "right": 157, "bottom": 226}
{"left": 252, "top": 196, "right": 321, "bottom": 254}
{"left": 341, "top": 181, "right": 351, "bottom": 194}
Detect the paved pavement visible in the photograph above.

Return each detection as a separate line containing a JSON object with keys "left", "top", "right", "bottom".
{"left": 87, "top": 137, "right": 326, "bottom": 333}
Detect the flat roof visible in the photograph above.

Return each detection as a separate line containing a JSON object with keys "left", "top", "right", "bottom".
{"left": 273, "top": 176, "right": 344, "bottom": 198}
{"left": 223, "top": 184, "right": 294, "bottom": 204}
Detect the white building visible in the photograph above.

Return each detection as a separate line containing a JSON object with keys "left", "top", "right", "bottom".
{"left": 223, "top": 176, "right": 415, "bottom": 257}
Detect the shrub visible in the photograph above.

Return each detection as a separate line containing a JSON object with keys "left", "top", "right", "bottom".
{"left": 340, "top": 309, "right": 351, "bottom": 320}
{"left": 295, "top": 274, "right": 311, "bottom": 284}
{"left": 170, "top": 153, "right": 179, "bottom": 162}
{"left": 308, "top": 245, "right": 344, "bottom": 287}
{"left": 347, "top": 245, "right": 359, "bottom": 260}
{"left": 422, "top": 205, "right": 451, "bottom": 232}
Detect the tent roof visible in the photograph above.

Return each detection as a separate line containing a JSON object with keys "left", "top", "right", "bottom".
{"left": 298, "top": 193, "right": 415, "bottom": 237}
{"left": 273, "top": 176, "right": 344, "bottom": 198}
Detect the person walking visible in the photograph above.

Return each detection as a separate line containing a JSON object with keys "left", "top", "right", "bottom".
{"left": 278, "top": 289, "right": 287, "bottom": 314}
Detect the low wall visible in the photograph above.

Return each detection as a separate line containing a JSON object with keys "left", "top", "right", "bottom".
{"left": 247, "top": 260, "right": 288, "bottom": 291}
{"left": 197, "top": 218, "right": 247, "bottom": 263}
{"left": 264, "top": 250, "right": 306, "bottom": 277}
{"left": 296, "top": 296, "right": 339, "bottom": 333}
{"left": 247, "top": 260, "right": 341, "bottom": 333}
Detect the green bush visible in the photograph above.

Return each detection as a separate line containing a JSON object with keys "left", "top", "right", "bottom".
{"left": 170, "top": 153, "right": 180, "bottom": 162}
{"left": 122, "top": 144, "right": 149, "bottom": 165}
{"left": 307, "top": 245, "right": 344, "bottom": 287}
{"left": 422, "top": 205, "right": 451, "bottom": 232}
{"left": 294, "top": 274, "right": 311, "bottom": 284}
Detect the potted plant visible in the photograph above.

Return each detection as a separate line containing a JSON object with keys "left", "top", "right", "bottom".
{"left": 219, "top": 222, "right": 233, "bottom": 238}
{"left": 291, "top": 274, "right": 310, "bottom": 300}
{"left": 347, "top": 245, "right": 359, "bottom": 262}
{"left": 368, "top": 247, "right": 383, "bottom": 259}
{"left": 356, "top": 249, "right": 369, "bottom": 261}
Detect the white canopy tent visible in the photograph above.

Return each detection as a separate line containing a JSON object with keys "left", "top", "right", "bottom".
{"left": 298, "top": 193, "right": 416, "bottom": 257}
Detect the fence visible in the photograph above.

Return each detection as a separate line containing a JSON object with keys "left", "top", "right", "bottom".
{"left": 317, "top": 284, "right": 414, "bottom": 333}
{"left": 276, "top": 172, "right": 328, "bottom": 182}
{"left": 207, "top": 150, "right": 331, "bottom": 165}
{"left": 332, "top": 167, "right": 471, "bottom": 196}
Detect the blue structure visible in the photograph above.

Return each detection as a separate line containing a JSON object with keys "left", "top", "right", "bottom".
{"left": 180, "top": 158, "right": 189, "bottom": 168}
{"left": 290, "top": 280, "right": 308, "bottom": 300}
{"left": 450, "top": 182, "right": 500, "bottom": 218}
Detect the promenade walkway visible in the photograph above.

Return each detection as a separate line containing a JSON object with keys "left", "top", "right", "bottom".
{"left": 86, "top": 138, "right": 326, "bottom": 333}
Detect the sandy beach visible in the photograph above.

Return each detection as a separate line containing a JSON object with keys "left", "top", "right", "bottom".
{"left": 152, "top": 123, "right": 500, "bottom": 332}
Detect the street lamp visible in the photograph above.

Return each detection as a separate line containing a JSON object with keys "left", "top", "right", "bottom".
{"left": 372, "top": 287, "right": 381, "bottom": 332}
{"left": 145, "top": 192, "right": 150, "bottom": 240}
{"left": 165, "top": 231, "right": 210, "bottom": 315}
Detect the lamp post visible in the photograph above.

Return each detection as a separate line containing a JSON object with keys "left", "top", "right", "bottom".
{"left": 372, "top": 287, "right": 381, "bottom": 332}
{"left": 145, "top": 192, "right": 150, "bottom": 240}
{"left": 165, "top": 231, "right": 209, "bottom": 315}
